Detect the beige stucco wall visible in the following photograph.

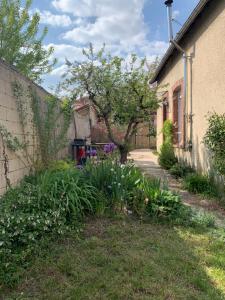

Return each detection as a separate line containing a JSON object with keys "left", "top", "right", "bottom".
{"left": 74, "top": 106, "right": 98, "bottom": 144}
{"left": 0, "top": 60, "right": 74, "bottom": 195}
{"left": 157, "top": 0, "right": 225, "bottom": 179}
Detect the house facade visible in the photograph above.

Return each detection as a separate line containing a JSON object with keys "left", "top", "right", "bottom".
{"left": 151, "top": 0, "right": 225, "bottom": 176}
{"left": 73, "top": 97, "right": 99, "bottom": 144}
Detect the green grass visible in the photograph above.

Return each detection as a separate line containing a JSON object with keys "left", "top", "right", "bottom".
{"left": 2, "top": 217, "right": 225, "bottom": 300}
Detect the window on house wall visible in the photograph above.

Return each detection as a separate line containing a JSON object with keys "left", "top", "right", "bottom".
{"left": 173, "top": 89, "right": 183, "bottom": 145}
{"left": 162, "top": 98, "right": 169, "bottom": 124}
{"left": 162, "top": 97, "right": 169, "bottom": 142}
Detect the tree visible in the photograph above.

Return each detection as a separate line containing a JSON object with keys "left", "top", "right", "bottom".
{"left": 0, "top": 0, "right": 56, "bottom": 82}
{"left": 63, "top": 45, "right": 159, "bottom": 163}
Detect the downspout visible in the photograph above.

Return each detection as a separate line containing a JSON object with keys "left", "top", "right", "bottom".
{"left": 165, "top": 0, "right": 191, "bottom": 151}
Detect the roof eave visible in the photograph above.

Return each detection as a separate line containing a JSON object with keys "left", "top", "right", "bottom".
{"left": 150, "top": 0, "right": 211, "bottom": 84}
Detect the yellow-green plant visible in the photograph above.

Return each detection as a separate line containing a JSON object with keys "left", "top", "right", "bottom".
{"left": 204, "top": 113, "right": 225, "bottom": 176}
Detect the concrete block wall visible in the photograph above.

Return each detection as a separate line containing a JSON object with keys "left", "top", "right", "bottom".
{"left": 0, "top": 60, "right": 74, "bottom": 195}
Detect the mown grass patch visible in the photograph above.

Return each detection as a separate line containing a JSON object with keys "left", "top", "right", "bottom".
{"left": 2, "top": 218, "right": 225, "bottom": 300}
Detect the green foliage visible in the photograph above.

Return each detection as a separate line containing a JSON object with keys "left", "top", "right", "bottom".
{"left": 11, "top": 82, "right": 72, "bottom": 169}
{"left": 83, "top": 159, "right": 144, "bottom": 213}
{"left": 0, "top": 0, "right": 56, "bottom": 82}
{"left": 30, "top": 89, "right": 72, "bottom": 167}
{"left": 0, "top": 124, "right": 24, "bottom": 151}
{"left": 162, "top": 119, "right": 173, "bottom": 144}
{"left": 172, "top": 206, "right": 216, "bottom": 228}
{"left": 83, "top": 159, "right": 183, "bottom": 218}
{"left": 183, "top": 173, "right": 217, "bottom": 196}
{"left": 0, "top": 158, "right": 218, "bottom": 288}
{"left": 159, "top": 120, "right": 177, "bottom": 169}
{"left": 0, "top": 168, "right": 97, "bottom": 286}
{"left": 158, "top": 142, "right": 177, "bottom": 170}
{"left": 141, "top": 178, "right": 182, "bottom": 218}
{"left": 49, "top": 160, "right": 74, "bottom": 171}
{"left": 169, "top": 162, "right": 194, "bottom": 179}
{"left": 204, "top": 113, "right": 225, "bottom": 176}
{"left": 63, "top": 44, "right": 159, "bottom": 163}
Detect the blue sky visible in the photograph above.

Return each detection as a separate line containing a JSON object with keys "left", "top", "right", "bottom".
{"left": 28, "top": 0, "right": 199, "bottom": 90}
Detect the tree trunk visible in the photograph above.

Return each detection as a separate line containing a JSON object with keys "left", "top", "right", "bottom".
{"left": 119, "top": 146, "right": 128, "bottom": 164}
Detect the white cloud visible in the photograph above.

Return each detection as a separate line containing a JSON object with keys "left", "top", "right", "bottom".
{"left": 52, "top": 0, "right": 147, "bottom": 48}
{"left": 43, "top": 0, "right": 169, "bottom": 90}
{"left": 35, "top": 9, "right": 73, "bottom": 27}
{"left": 172, "top": 10, "right": 180, "bottom": 19}
{"left": 52, "top": 0, "right": 144, "bottom": 18}
{"left": 45, "top": 43, "right": 87, "bottom": 63}
{"left": 50, "top": 64, "right": 68, "bottom": 76}
{"left": 51, "top": 0, "right": 168, "bottom": 58}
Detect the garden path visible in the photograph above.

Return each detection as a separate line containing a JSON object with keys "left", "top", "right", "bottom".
{"left": 129, "top": 149, "right": 225, "bottom": 227}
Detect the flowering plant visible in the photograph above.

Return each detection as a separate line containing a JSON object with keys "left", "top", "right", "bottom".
{"left": 103, "top": 143, "right": 116, "bottom": 154}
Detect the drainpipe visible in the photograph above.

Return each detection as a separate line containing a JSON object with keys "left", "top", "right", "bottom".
{"left": 164, "top": 0, "right": 191, "bottom": 151}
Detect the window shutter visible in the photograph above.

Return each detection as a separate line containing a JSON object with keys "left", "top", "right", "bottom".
{"left": 173, "top": 93, "right": 178, "bottom": 144}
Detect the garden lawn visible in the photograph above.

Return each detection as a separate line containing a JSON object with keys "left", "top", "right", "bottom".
{"left": 2, "top": 217, "right": 225, "bottom": 300}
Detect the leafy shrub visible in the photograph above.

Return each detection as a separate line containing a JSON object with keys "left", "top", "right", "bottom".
{"left": 158, "top": 142, "right": 177, "bottom": 170}
{"left": 49, "top": 159, "right": 74, "bottom": 171}
{"left": 162, "top": 119, "right": 173, "bottom": 144}
{"left": 142, "top": 178, "right": 182, "bottom": 217}
{"left": 0, "top": 168, "right": 98, "bottom": 286}
{"left": 190, "top": 210, "right": 216, "bottom": 228}
{"left": 169, "top": 162, "right": 194, "bottom": 179}
{"left": 0, "top": 169, "right": 97, "bottom": 247}
{"left": 172, "top": 206, "right": 216, "bottom": 228}
{"left": 83, "top": 159, "right": 185, "bottom": 218}
{"left": 158, "top": 120, "right": 177, "bottom": 170}
{"left": 204, "top": 113, "right": 225, "bottom": 176}
{"left": 183, "top": 173, "right": 217, "bottom": 196}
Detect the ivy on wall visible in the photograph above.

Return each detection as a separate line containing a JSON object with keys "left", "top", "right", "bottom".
{"left": 0, "top": 124, "right": 25, "bottom": 152}
{"left": 29, "top": 88, "right": 72, "bottom": 167}
{"left": 0, "top": 81, "right": 72, "bottom": 189}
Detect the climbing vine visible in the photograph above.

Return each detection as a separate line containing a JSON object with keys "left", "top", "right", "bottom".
{"left": 0, "top": 81, "right": 72, "bottom": 189}
{"left": 0, "top": 124, "right": 25, "bottom": 152}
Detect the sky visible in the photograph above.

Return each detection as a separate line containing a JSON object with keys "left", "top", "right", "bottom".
{"left": 27, "top": 0, "right": 200, "bottom": 91}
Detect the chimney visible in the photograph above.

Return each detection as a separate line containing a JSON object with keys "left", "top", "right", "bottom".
{"left": 164, "top": 0, "right": 174, "bottom": 41}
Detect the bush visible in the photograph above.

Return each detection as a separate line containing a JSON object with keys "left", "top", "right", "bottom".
{"left": 169, "top": 163, "right": 194, "bottom": 179}
{"left": 49, "top": 159, "right": 74, "bottom": 171}
{"left": 158, "top": 120, "right": 177, "bottom": 170}
{"left": 204, "top": 113, "right": 225, "bottom": 176}
{"left": 0, "top": 168, "right": 98, "bottom": 286}
{"left": 158, "top": 142, "right": 177, "bottom": 170}
{"left": 141, "top": 178, "right": 182, "bottom": 218}
{"left": 183, "top": 173, "right": 217, "bottom": 196}
{"left": 83, "top": 159, "right": 184, "bottom": 218}
{"left": 172, "top": 206, "right": 216, "bottom": 228}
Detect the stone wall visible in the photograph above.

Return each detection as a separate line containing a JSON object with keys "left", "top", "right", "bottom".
{"left": 0, "top": 60, "right": 74, "bottom": 195}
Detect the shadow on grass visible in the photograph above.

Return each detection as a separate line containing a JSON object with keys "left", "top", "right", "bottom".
{"left": 2, "top": 218, "right": 225, "bottom": 300}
